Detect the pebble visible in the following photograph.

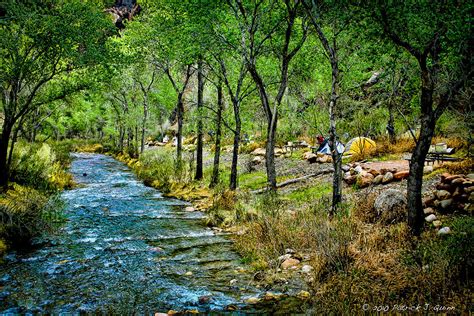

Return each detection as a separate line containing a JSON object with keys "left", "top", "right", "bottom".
{"left": 281, "top": 258, "right": 300, "bottom": 269}
{"left": 229, "top": 279, "right": 238, "bottom": 286}
{"left": 437, "top": 227, "right": 451, "bottom": 235}
{"left": 297, "top": 290, "right": 311, "bottom": 299}
{"left": 184, "top": 271, "right": 193, "bottom": 276}
{"left": 245, "top": 297, "right": 260, "bottom": 304}
{"left": 423, "top": 207, "right": 434, "bottom": 215}
{"left": 425, "top": 214, "right": 437, "bottom": 222}
{"left": 301, "top": 265, "right": 313, "bottom": 273}
{"left": 432, "top": 220, "right": 442, "bottom": 228}
{"left": 185, "top": 206, "right": 195, "bottom": 212}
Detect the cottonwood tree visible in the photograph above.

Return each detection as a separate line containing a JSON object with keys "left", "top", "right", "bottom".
{"left": 0, "top": 0, "right": 111, "bottom": 190}
{"left": 372, "top": 1, "right": 472, "bottom": 235}
{"left": 303, "top": 0, "right": 355, "bottom": 214}
{"left": 227, "top": 0, "right": 308, "bottom": 190}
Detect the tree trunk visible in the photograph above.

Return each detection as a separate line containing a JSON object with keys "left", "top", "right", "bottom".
{"left": 328, "top": 60, "right": 342, "bottom": 215}
{"left": 406, "top": 70, "right": 436, "bottom": 235}
{"left": 230, "top": 107, "right": 241, "bottom": 190}
{"left": 265, "top": 113, "right": 278, "bottom": 190}
{"left": 119, "top": 125, "right": 124, "bottom": 153}
{"left": 387, "top": 104, "right": 396, "bottom": 144}
{"left": 195, "top": 58, "right": 204, "bottom": 180}
{"left": 210, "top": 82, "right": 223, "bottom": 188}
{"left": 0, "top": 119, "right": 13, "bottom": 191}
{"left": 176, "top": 93, "right": 184, "bottom": 169}
{"left": 141, "top": 98, "right": 148, "bottom": 154}
{"left": 407, "top": 116, "right": 434, "bottom": 235}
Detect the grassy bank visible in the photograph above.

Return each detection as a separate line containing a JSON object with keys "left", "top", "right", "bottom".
{"left": 0, "top": 141, "right": 76, "bottom": 255}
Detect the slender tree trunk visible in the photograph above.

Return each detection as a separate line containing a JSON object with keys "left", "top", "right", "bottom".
{"left": 0, "top": 119, "right": 13, "bottom": 191}
{"left": 176, "top": 93, "right": 184, "bottom": 168}
{"left": 407, "top": 114, "right": 435, "bottom": 235}
{"left": 328, "top": 60, "right": 342, "bottom": 215}
{"left": 195, "top": 58, "right": 204, "bottom": 180}
{"left": 210, "top": 82, "right": 223, "bottom": 188}
{"left": 387, "top": 104, "right": 396, "bottom": 144}
{"left": 230, "top": 103, "right": 241, "bottom": 190}
{"left": 266, "top": 113, "right": 278, "bottom": 189}
{"left": 141, "top": 98, "right": 148, "bottom": 154}
{"left": 406, "top": 71, "right": 435, "bottom": 235}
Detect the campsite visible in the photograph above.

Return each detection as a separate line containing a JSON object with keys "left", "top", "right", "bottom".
{"left": 0, "top": 0, "right": 472, "bottom": 314}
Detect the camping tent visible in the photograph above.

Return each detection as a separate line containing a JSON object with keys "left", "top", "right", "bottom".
{"left": 317, "top": 140, "right": 345, "bottom": 155}
{"left": 344, "top": 137, "right": 376, "bottom": 155}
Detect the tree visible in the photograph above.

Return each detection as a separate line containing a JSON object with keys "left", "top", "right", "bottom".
{"left": 227, "top": 0, "right": 308, "bottom": 190}
{"left": 372, "top": 1, "right": 472, "bottom": 235}
{"left": 0, "top": 0, "right": 111, "bottom": 190}
{"left": 303, "top": 0, "right": 356, "bottom": 214}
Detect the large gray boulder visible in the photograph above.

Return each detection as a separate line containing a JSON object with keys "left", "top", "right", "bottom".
{"left": 374, "top": 189, "right": 407, "bottom": 224}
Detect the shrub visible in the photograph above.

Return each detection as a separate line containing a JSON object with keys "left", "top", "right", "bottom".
{"left": 0, "top": 184, "right": 63, "bottom": 246}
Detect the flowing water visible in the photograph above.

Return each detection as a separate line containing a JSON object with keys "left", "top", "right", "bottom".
{"left": 0, "top": 153, "right": 275, "bottom": 314}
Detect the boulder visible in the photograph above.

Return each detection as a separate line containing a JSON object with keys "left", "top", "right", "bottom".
{"left": 302, "top": 152, "right": 313, "bottom": 160}
{"left": 437, "top": 227, "right": 451, "bottom": 235}
{"left": 344, "top": 175, "right": 357, "bottom": 185}
{"left": 342, "top": 165, "right": 351, "bottom": 172}
{"left": 393, "top": 170, "right": 409, "bottom": 180}
{"left": 274, "top": 148, "right": 284, "bottom": 156}
{"left": 423, "top": 165, "right": 433, "bottom": 174}
{"left": 381, "top": 167, "right": 397, "bottom": 174}
{"left": 452, "top": 178, "right": 465, "bottom": 185}
{"left": 281, "top": 258, "right": 300, "bottom": 269}
{"left": 368, "top": 169, "right": 380, "bottom": 177}
{"left": 444, "top": 175, "right": 463, "bottom": 183}
{"left": 317, "top": 155, "right": 332, "bottom": 163}
{"left": 382, "top": 172, "right": 394, "bottom": 184}
{"left": 245, "top": 297, "right": 261, "bottom": 304}
{"left": 464, "top": 186, "right": 474, "bottom": 194}
{"left": 251, "top": 148, "right": 266, "bottom": 156}
{"left": 356, "top": 172, "right": 374, "bottom": 188}
{"left": 436, "top": 183, "right": 455, "bottom": 192}
{"left": 374, "top": 189, "right": 406, "bottom": 217}
{"left": 436, "top": 190, "right": 451, "bottom": 200}
{"left": 423, "top": 207, "right": 435, "bottom": 215}
{"left": 354, "top": 165, "right": 364, "bottom": 174}
{"left": 301, "top": 264, "right": 314, "bottom": 273}
{"left": 252, "top": 156, "right": 264, "bottom": 165}
{"left": 373, "top": 174, "right": 384, "bottom": 185}
{"left": 306, "top": 153, "right": 318, "bottom": 164}
{"left": 438, "top": 199, "right": 453, "bottom": 210}
{"left": 425, "top": 214, "right": 437, "bottom": 222}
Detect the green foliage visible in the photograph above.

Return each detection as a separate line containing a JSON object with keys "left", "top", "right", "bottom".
{"left": 9, "top": 142, "right": 73, "bottom": 191}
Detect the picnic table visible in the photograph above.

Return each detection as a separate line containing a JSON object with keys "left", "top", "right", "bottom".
{"left": 405, "top": 147, "right": 460, "bottom": 165}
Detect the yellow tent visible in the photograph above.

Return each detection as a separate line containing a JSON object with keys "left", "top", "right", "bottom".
{"left": 344, "top": 137, "right": 376, "bottom": 155}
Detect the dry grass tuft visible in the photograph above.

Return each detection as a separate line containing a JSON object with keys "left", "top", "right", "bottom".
{"left": 442, "top": 158, "right": 474, "bottom": 174}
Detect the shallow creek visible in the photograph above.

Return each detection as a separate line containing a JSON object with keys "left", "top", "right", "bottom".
{"left": 0, "top": 153, "right": 280, "bottom": 314}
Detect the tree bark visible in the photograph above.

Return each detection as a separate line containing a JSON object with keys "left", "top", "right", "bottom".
{"left": 140, "top": 97, "right": 148, "bottom": 154}
{"left": 0, "top": 119, "right": 13, "bottom": 191}
{"left": 210, "top": 81, "right": 223, "bottom": 188}
{"left": 176, "top": 93, "right": 184, "bottom": 168}
{"left": 328, "top": 59, "right": 342, "bottom": 215}
{"left": 195, "top": 58, "right": 204, "bottom": 180}
{"left": 230, "top": 105, "right": 241, "bottom": 190}
{"left": 407, "top": 114, "right": 435, "bottom": 235}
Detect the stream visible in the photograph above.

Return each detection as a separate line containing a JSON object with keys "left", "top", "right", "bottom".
{"left": 0, "top": 153, "right": 277, "bottom": 314}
